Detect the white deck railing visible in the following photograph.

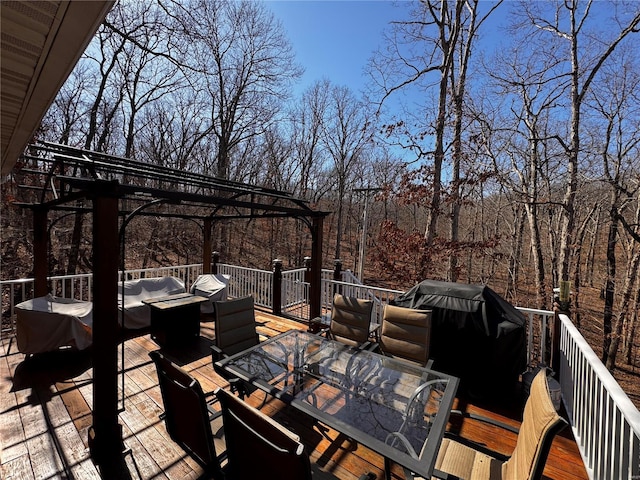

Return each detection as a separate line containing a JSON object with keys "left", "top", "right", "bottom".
{"left": 558, "top": 313, "right": 640, "bottom": 480}
{"left": 318, "top": 278, "right": 403, "bottom": 328}
{"left": 2, "top": 264, "right": 639, "bottom": 479}
{"left": 216, "top": 263, "right": 273, "bottom": 309}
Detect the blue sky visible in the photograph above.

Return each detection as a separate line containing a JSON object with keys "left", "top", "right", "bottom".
{"left": 265, "top": 1, "right": 403, "bottom": 96}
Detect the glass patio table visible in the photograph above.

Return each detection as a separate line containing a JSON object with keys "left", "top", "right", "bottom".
{"left": 215, "top": 329, "right": 459, "bottom": 479}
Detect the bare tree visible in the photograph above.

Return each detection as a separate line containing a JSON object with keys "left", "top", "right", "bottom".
{"left": 587, "top": 52, "right": 640, "bottom": 366}
{"left": 41, "top": 66, "right": 92, "bottom": 145}
{"left": 447, "top": 0, "right": 502, "bottom": 281}
{"left": 178, "top": 0, "right": 302, "bottom": 180}
{"left": 321, "top": 85, "right": 374, "bottom": 260}
{"left": 519, "top": 0, "right": 640, "bottom": 286}
{"left": 474, "top": 47, "right": 565, "bottom": 307}
{"left": 368, "top": 1, "right": 502, "bottom": 282}
{"left": 114, "top": 3, "right": 182, "bottom": 158}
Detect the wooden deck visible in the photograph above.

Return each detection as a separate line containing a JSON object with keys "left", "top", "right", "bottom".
{"left": 0, "top": 310, "right": 588, "bottom": 480}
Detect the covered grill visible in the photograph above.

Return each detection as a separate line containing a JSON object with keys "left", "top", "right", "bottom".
{"left": 393, "top": 280, "right": 527, "bottom": 401}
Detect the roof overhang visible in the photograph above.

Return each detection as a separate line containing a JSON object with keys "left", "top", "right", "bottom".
{"left": 1, "top": 1, "right": 114, "bottom": 177}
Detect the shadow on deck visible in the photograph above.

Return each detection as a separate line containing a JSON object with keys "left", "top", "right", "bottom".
{"left": 0, "top": 310, "right": 588, "bottom": 480}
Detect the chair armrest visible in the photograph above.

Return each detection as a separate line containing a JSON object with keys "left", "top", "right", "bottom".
{"left": 207, "top": 405, "right": 222, "bottom": 420}
{"left": 211, "top": 344, "right": 226, "bottom": 362}
{"left": 309, "top": 316, "right": 330, "bottom": 335}
{"left": 428, "top": 468, "right": 462, "bottom": 479}
{"left": 405, "top": 466, "right": 465, "bottom": 479}
{"left": 362, "top": 341, "right": 380, "bottom": 352}
{"left": 368, "top": 322, "right": 381, "bottom": 341}
{"left": 449, "top": 410, "right": 520, "bottom": 434}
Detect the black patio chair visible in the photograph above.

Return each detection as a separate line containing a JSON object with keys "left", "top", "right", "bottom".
{"left": 216, "top": 387, "right": 375, "bottom": 480}
{"left": 149, "top": 350, "right": 226, "bottom": 480}
{"left": 210, "top": 295, "right": 260, "bottom": 398}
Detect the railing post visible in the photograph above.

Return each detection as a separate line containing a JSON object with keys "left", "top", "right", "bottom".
{"left": 212, "top": 251, "right": 220, "bottom": 275}
{"left": 333, "top": 259, "right": 342, "bottom": 297}
{"left": 309, "top": 216, "right": 324, "bottom": 322}
{"left": 203, "top": 218, "right": 212, "bottom": 274}
{"left": 272, "top": 258, "right": 282, "bottom": 315}
{"left": 551, "top": 280, "right": 570, "bottom": 376}
{"left": 33, "top": 207, "right": 49, "bottom": 297}
{"left": 304, "top": 256, "right": 312, "bottom": 284}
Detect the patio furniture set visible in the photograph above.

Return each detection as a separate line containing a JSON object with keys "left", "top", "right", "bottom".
{"left": 148, "top": 292, "right": 566, "bottom": 480}
{"left": 14, "top": 273, "right": 229, "bottom": 354}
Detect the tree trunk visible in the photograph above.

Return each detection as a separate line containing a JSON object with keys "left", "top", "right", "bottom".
{"left": 334, "top": 183, "right": 344, "bottom": 261}
{"left": 572, "top": 204, "right": 598, "bottom": 329}
{"left": 585, "top": 206, "right": 601, "bottom": 287}
{"left": 66, "top": 212, "right": 83, "bottom": 275}
{"left": 424, "top": 0, "right": 453, "bottom": 245}
{"left": 602, "top": 201, "right": 619, "bottom": 364}
{"left": 623, "top": 287, "right": 639, "bottom": 365}
{"left": 606, "top": 247, "right": 640, "bottom": 370}
{"left": 524, "top": 202, "right": 547, "bottom": 309}
{"left": 507, "top": 207, "right": 526, "bottom": 303}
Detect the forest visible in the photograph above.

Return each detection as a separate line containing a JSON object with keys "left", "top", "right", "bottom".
{"left": 1, "top": 0, "right": 639, "bottom": 377}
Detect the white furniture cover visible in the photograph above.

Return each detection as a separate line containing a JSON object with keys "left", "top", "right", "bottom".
{"left": 190, "top": 274, "right": 230, "bottom": 314}
{"left": 118, "top": 276, "right": 186, "bottom": 329}
{"left": 16, "top": 294, "right": 93, "bottom": 354}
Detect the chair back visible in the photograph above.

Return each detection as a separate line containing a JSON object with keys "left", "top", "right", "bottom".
{"left": 502, "top": 370, "right": 568, "bottom": 480}
{"left": 379, "top": 305, "right": 432, "bottom": 366}
{"left": 214, "top": 295, "right": 259, "bottom": 356}
{"left": 149, "top": 351, "right": 222, "bottom": 477}
{"left": 329, "top": 293, "right": 373, "bottom": 347}
{"left": 216, "top": 388, "right": 312, "bottom": 480}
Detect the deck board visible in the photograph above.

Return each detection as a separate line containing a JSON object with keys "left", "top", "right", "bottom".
{"left": 0, "top": 310, "right": 589, "bottom": 480}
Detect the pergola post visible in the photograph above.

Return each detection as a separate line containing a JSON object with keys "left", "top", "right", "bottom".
{"left": 309, "top": 217, "right": 323, "bottom": 321}
{"left": 33, "top": 207, "right": 48, "bottom": 297}
{"left": 88, "top": 181, "right": 123, "bottom": 468}
{"left": 203, "top": 218, "right": 212, "bottom": 274}
{"left": 272, "top": 258, "right": 283, "bottom": 315}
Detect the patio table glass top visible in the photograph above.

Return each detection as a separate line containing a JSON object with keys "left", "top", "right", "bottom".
{"left": 215, "top": 329, "right": 459, "bottom": 479}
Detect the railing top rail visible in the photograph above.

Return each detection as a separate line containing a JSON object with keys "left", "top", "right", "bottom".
{"left": 282, "top": 268, "right": 307, "bottom": 274}
{"left": 218, "top": 263, "right": 271, "bottom": 275}
{"left": 559, "top": 313, "right": 640, "bottom": 437}
{"left": 0, "top": 278, "right": 35, "bottom": 285}
{"left": 1, "top": 264, "right": 207, "bottom": 285}
{"left": 516, "top": 307, "right": 554, "bottom": 316}
{"left": 124, "top": 263, "right": 202, "bottom": 272}
{"left": 324, "top": 279, "right": 405, "bottom": 296}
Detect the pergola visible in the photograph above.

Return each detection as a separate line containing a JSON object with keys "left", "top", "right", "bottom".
{"left": 14, "top": 140, "right": 328, "bottom": 468}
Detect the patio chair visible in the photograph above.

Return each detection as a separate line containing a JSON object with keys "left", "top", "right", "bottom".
{"left": 215, "top": 388, "right": 375, "bottom": 480}
{"left": 372, "top": 304, "right": 433, "bottom": 367}
{"left": 430, "top": 369, "right": 568, "bottom": 480}
{"left": 190, "top": 273, "right": 230, "bottom": 315}
{"left": 215, "top": 387, "right": 310, "bottom": 479}
{"left": 310, "top": 293, "right": 374, "bottom": 347}
{"left": 211, "top": 295, "right": 260, "bottom": 398}
{"left": 149, "top": 350, "right": 226, "bottom": 480}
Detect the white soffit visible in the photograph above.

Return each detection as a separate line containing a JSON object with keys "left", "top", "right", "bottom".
{"left": 1, "top": 1, "right": 114, "bottom": 176}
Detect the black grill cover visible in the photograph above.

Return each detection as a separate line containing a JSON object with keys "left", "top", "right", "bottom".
{"left": 393, "top": 280, "right": 527, "bottom": 401}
